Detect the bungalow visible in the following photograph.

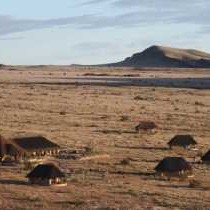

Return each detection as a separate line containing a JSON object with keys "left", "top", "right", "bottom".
{"left": 167, "top": 135, "right": 197, "bottom": 149}
{"left": 155, "top": 156, "right": 193, "bottom": 179}
{"left": 0, "top": 134, "right": 60, "bottom": 161}
{"left": 26, "top": 163, "right": 67, "bottom": 186}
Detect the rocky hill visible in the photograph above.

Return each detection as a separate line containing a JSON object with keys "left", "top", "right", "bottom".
{"left": 108, "top": 45, "right": 210, "bottom": 68}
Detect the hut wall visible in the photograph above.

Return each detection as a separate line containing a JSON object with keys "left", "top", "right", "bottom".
{"left": 55, "top": 177, "right": 66, "bottom": 184}
{"left": 157, "top": 170, "right": 192, "bottom": 178}
{"left": 29, "top": 178, "right": 52, "bottom": 185}
{"left": 169, "top": 145, "right": 191, "bottom": 150}
{"left": 29, "top": 177, "right": 66, "bottom": 185}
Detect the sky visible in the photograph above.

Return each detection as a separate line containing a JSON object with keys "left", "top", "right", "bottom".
{"left": 0, "top": 0, "right": 210, "bottom": 65}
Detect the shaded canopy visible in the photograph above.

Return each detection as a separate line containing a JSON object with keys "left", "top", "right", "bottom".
{"left": 201, "top": 150, "right": 210, "bottom": 162}
{"left": 155, "top": 157, "right": 192, "bottom": 172}
{"left": 27, "top": 163, "right": 65, "bottom": 179}
{"left": 168, "top": 135, "right": 197, "bottom": 147}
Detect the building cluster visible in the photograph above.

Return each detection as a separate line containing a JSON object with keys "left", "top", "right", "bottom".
{"left": 0, "top": 134, "right": 66, "bottom": 186}
{"left": 0, "top": 132, "right": 209, "bottom": 186}
{"left": 155, "top": 134, "right": 210, "bottom": 179}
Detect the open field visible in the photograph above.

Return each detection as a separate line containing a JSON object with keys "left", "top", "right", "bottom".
{"left": 0, "top": 66, "right": 210, "bottom": 209}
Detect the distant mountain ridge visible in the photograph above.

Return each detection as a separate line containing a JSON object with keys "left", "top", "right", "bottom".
{"left": 106, "top": 45, "right": 210, "bottom": 68}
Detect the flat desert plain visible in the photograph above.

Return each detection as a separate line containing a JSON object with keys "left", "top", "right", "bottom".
{"left": 0, "top": 66, "right": 210, "bottom": 210}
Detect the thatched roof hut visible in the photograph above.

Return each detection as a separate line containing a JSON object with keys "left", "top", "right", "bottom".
{"left": 27, "top": 163, "right": 66, "bottom": 186}
{"left": 155, "top": 157, "right": 192, "bottom": 178}
{"left": 0, "top": 134, "right": 60, "bottom": 160}
{"left": 168, "top": 135, "right": 197, "bottom": 149}
{"left": 11, "top": 136, "right": 59, "bottom": 152}
{"left": 201, "top": 150, "right": 210, "bottom": 163}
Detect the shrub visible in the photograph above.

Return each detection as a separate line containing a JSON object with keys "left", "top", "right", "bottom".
{"left": 120, "top": 115, "right": 129, "bottom": 121}
{"left": 120, "top": 158, "right": 130, "bottom": 165}
{"left": 135, "top": 121, "right": 157, "bottom": 132}
{"left": 59, "top": 111, "right": 66, "bottom": 115}
{"left": 134, "top": 96, "right": 144, "bottom": 100}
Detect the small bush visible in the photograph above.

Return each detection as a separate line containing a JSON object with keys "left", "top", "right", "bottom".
{"left": 134, "top": 96, "right": 144, "bottom": 100}
{"left": 59, "top": 111, "right": 66, "bottom": 115}
{"left": 120, "top": 158, "right": 130, "bottom": 165}
{"left": 120, "top": 115, "right": 129, "bottom": 121}
{"left": 195, "top": 101, "right": 205, "bottom": 106}
{"left": 135, "top": 121, "right": 157, "bottom": 132}
{"left": 56, "top": 200, "right": 85, "bottom": 206}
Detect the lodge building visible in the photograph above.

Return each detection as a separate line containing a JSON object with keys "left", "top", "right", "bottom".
{"left": 0, "top": 134, "right": 60, "bottom": 161}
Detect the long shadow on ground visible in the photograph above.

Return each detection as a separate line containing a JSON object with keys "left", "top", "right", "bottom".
{"left": 115, "top": 145, "right": 169, "bottom": 151}
{"left": 0, "top": 179, "right": 28, "bottom": 185}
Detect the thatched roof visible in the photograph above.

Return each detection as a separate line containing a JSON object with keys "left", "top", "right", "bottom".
{"left": 1, "top": 134, "right": 60, "bottom": 153}
{"left": 12, "top": 136, "right": 59, "bottom": 151}
{"left": 26, "top": 163, "right": 65, "bottom": 179}
{"left": 201, "top": 150, "right": 210, "bottom": 162}
{"left": 155, "top": 157, "right": 192, "bottom": 172}
{"left": 168, "top": 135, "right": 197, "bottom": 147}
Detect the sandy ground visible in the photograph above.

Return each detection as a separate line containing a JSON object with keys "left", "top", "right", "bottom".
{"left": 0, "top": 66, "right": 210, "bottom": 210}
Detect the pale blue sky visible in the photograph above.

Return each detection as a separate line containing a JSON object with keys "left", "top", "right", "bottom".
{"left": 0, "top": 0, "right": 210, "bottom": 65}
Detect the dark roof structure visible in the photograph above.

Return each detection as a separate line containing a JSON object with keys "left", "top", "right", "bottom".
{"left": 168, "top": 135, "right": 197, "bottom": 147}
{"left": 201, "top": 150, "right": 210, "bottom": 162}
{"left": 11, "top": 136, "right": 59, "bottom": 152}
{"left": 27, "top": 163, "right": 65, "bottom": 179}
{"left": 155, "top": 157, "right": 192, "bottom": 173}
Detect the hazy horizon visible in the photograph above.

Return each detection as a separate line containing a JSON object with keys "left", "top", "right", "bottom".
{"left": 0, "top": 0, "right": 210, "bottom": 65}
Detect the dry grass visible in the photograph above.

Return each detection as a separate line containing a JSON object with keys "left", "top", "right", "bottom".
{"left": 0, "top": 66, "right": 210, "bottom": 209}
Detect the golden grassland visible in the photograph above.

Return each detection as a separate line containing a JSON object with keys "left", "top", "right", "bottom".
{"left": 0, "top": 66, "right": 210, "bottom": 209}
